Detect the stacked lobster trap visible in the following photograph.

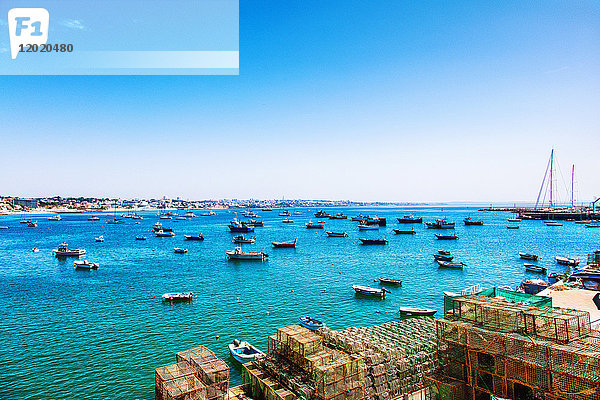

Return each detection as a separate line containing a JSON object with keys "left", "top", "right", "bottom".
{"left": 433, "top": 294, "right": 600, "bottom": 400}
{"left": 156, "top": 346, "right": 229, "bottom": 400}
{"left": 242, "top": 318, "right": 438, "bottom": 400}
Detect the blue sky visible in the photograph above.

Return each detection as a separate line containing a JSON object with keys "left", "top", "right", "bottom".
{"left": 0, "top": 0, "right": 598, "bottom": 202}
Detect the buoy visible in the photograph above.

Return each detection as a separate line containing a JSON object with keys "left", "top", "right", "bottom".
{"left": 266, "top": 312, "right": 270, "bottom": 316}
{"left": 323, "top": 289, "right": 326, "bottom": 292}
{"left": 216, "top": 335, "right": 220, "bottom": 340}
{"left": 291, "top": 290, "right": 294, "bottom": 292}
{"left": 153, "top": 295, "right": 156, "bottom": 298}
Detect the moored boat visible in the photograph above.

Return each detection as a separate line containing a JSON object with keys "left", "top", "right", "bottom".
{"left": 378, "top": 278, "right": 402, "bottom": 286}
{"left": 53, "top": 243, "right": 86, "bottom": 257}
{"left": 351, "top": 214, "right": 365, "bottom": 221}
{"left": 306, "top": 221, "right": 324, "bottom": 229}
{"left": 508, "top": 217, "right": 522, "bottom": 222}
{"left": 27, "top": 221, "right": 37, "bottom": 227}
{"left": 425, "top": 219, "right": 455, "bottom": 229}
{"left": 507, "top": 226, "right": 520, "bottom": 229}
{"left": 525, "top": 264, "right": 547, "bottom": 273}
{"left": 329, "top": 213, "right": 347, "bottom": 220}
{"left": 399, "top": 307, "right": 437, "bottom": 317}
{"left": 95, "top": 235, "right": 104, "bottom": 242}
{"left": 436, "top": 260, "right": 464, "bottom": 269}
{"left": 325, "top": 231, "right": 348, "bottom": 237}
{"left": 438, "top": 250, "right": 451, "bottom": 255}
{"left": 397, "top": 215, "right": 422, "bottom": 223}
{"left": 229, "top": 219, "right": 254, "bottom": 233}
{"left": 359, "top": 238, "right": 388, "bottom": 245}
{"left": 174, "top": 248, "right": 188, "bottom": 254}
{"left": 184, "top": 234, "right": 205, "bottom": 241}
{"left": 352, "top": 285, "right": 389, "bottom": 298}
{"left": 463, "top": 217, "right": 483, "bottom": 226}
{"left": 434, "top": 254, "right": 454, "bottom": 262}
{"left": 272, "top": 238, "right": 297, "bottom": 248}
{"left": 155, "top": 229, "right": 175, "bottom": 237}
{"left": 87, "top": 216, "right": 100, "bottom": 221}
{"left": 278, "top": 210, "right": 291, "bottom": 217}
{"left": 282, "top": 218, "right": 294, "bottom": 223}
{"left": 226, "top": 246, "right": 268, "bottom": 261}
{"left": 233, "top": 235, "right": 255, "bottom": 244}
{"left": 546, "top": 222, "right": 563, "bottom": 226}
{"left": 74, "top": 260, "right": 99, "bottom": 270}
{"left": 519, "top": 252, "right": 539, "bottom": 261}
{"left": 555, "top": 256, "right": 579, "bottom": 266}
{"left": 48, "top": 215, "right": 62, "bottom": 221}
{"left": 435, "top": 233, "right": 458, "bottom": 240}
{"left": 228, "top": 339, "right": 265, "bottom": 363}
{"left": 314, "top": 210, "right": 331, "bottom": 218}
{"left": 162, "top": 292, "right": 193, "bottom": 302}
{"left": 299, "top": 316, "right": 324, "bottom": 331}
{"left": 393, "top": 228, "right": 415, "bottom": 234}
{"left": 358, "top": 224, "right": 379, "bottom": 230}
{"left": 135, "top": 236, "right": 146, "bottom": 240}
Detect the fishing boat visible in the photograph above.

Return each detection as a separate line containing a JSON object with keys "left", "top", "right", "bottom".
{"left": 436, "top": 260, "right": 464, "bottom": 269}
{"left": 546, "top": 222, "right": 563, "bottom": 226}
{"left": 233, "top": 235, "right": 255, "bottom": 244}
{"left": 518, "top": 279, "right": 548, "bottom": 295}
{"left": 74, "top": 260, "right": 99, "bottom": 270}
{"left": 282, "top": 218, "right": 294, "bottom": 223}
{"left": 87, "top": 216, "right": 100, "bottom": 221}
{"left": 184, "top": 234, "right": 205, "bottom": 241}
{"left": 434, "top": 254, "right": 454, "bottom": 262}
{"left": 435, "top": 233, "right": 458, "bottom": 240}
{"left": 0, "top": 226, "right": 8, "bottom": 229}
{"left": 278, "top": 210, "right": 291, "bottom": 217}
{"left": 20, "top": 219, "right": 31, "bottom": 224}
{"left": 95, "top": 235, "right": 104, "bottom": 242}
{"left": 48, "top": 215, "right": 62, "bottom": 221}
{"left": 306, "top": 221, "right": 324, "bottom": 229}
{"left": 174, "top": 248, "right": 188, "bottom": 254}
{"left": 358, "top": 224, "right": 379, "bottom": 230}
{"left": 261, "top": 208, "right": 272, "bottom": 212}
{"left": 229, "top": 219, "right": 255, "bottom": 233}
{"left": 32, "top": 247, "right": 39, "bottom": 252}
{"left": 228, "top": 339, "right": 265, "bottom": 364}
{"left": 293, "top": 211, "right": 303, "bottom": 215}
{"left": 162, "top": 292, "right": 193, "bottom": 302}
{"left": 397, "top": 215, "right": 422, "bottom": 223}
{"left": 519, "top": 253, "right": 539, "bottom": 261}
{"left": 155, "top": 229, "right": 175, "bottom": 237}
{"left": 555, "top": 256, "right": 579, "bottom": 267}
{"left": 425, "top": 219, "right": 455, "bottom": 229}
{"left": 352, "top": 285, "right": 389, "bottom": 298}
{"left": 325, "top": 231, "right": 348, "bottom": 237}
{"left": 463, "top": 217, "right": 483, "bottom": 226}
{"left": 359, "top": 238, "right": 388, "bottom": 245}
{"left": 53, "top": 243, "right": 86, "bottom": 257}
{"left": 272, "top": 238, "right": 297, "bottom": 248}
{"left": 525, "top": 264, "right": 547, "bottom": 273}
{"left": 378, "top": 278, "right": 402, "bottom": 286}
{"left": 314, "top": 210, "right": 331, "bottom": 218}
{"left": 135, "top": 236, "right": 147, "bottom": 240}
{"left": 351, "top": 214, "right": 365, "bottom": 221}
{"left": 329, "top": 213, "right": 347, "bottom": 220}
{"left": 507, "top": 226, "right": 520, "bottom": 229}
{"left": 299, "top": 316, "right": 324, "bottom": 331}
{"left": 106, "top": 217, "right": 124, "bottom": 224}
{"left": 153, "top": 224, "right": 174, "bottom": 233}
{"left": 399, "top": 307, "right": 437, "bottom": 317}
{"left": 27, "top": 221, "right": 37, "bottom": 227}
{"left": 393, "top": 228, "right": 415, "bottom": 234}
{"left": 508, "top": 217, "right": 522, "bottom": 222}
{"left": 226, "top": 246, "right": 268, "bottom": 261}
{"left": 586, "top": 223, "right": 600, "bottom": 228}
{"left": 200, "top": 211, "right": 216, "bottom": 216}
{"left": 438, "top": 250, "right": 451, "bottom": 255}
{"left": 246, "top": 219, "right": 263, "bottom": 227}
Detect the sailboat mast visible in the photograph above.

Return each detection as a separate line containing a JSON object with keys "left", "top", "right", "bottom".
{"left": 571, "top": 164, "right": 575, "bottom": 209}
{"left": 549, "top": 149, "right": 554, "bottom": 208}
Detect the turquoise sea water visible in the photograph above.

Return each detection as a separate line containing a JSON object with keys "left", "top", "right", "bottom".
{"left": 0, "top": 206, "right": 597, "bottom": 399}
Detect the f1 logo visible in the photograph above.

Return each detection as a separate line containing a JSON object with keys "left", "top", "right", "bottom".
{"left": 8, "top": 8, "right": 49, "bottom": 59}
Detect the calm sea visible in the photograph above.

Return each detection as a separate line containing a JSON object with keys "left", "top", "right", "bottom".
{"left": 0, "top": 206, "right": 597, "bottom": 399}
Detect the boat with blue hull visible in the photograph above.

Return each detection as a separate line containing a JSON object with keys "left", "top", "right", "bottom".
{"left": 426, "top": 219, "right": 455, "bottom": 229}
{"left": 229, "top": 219, "right": 255, "bottom": 233}
{"left": 228, "top": 339, "right": 264, "bottom": 363}
{"left": 397, "top": 216, "right": 422, "bottom": 223}
{"left": 299, "top": 316, "right": 324, "bottom": 331}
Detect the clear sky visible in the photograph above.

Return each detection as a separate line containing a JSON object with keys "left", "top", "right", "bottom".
{"left": 0, "top": 0, "right": 598, "bottom": 203}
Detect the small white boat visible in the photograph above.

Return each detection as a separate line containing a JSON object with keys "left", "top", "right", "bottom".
{"left": 282, "top": 218, "right": 294, "bottom": 223}
{"left": 358, "top": 224, "right": 379, "bottom": 230}
{"left": 162, "top": 292, "right": 193, "bottom": 302}
{"left": 32, "top": 247, "right": 39, "bottom": 252}
{"left": 546, "top": 222, "right": 563, "bottom": 226}
{"left": 525, "top": 264, "right": 547, "bottom": 273}
{"left": 555, "top": 256, "right": 579, "bottom": 267}
{"left": 95, "top": 236, "right": 104, "bottom": 242}
{"left": 27, "top": 221, "right": 37, "bottom": 227}
{"left": 226, "top": 246, "right": 268, "bottom": 261}
{"left": 326, "top": 231, "right": 348, "bottom": 237}
{"left": 228, "top": 339, "right": 264, "bottom": 363}
{"left": 74, "top": 260, "right": 99, "bottom": 270}
{"left": 399, "top": 307, "right": 437, "bottom": 317}
{"left": 87, "top": 216, "right": 100, "bottom": 221}
{"left": 352, "top": 285, "right": 389, "bottom": 298}
{"left": 135, "top": 236, "right": 147, "bottom": 240}
{"left": 53, "top": 243, "right": 86, "bottom": 257}
{"left": 508, "top": 217, "right": 522, "bottom": 222}
{"left": 48, "top": 215, "right": 62, "bottom": 221}
{"left": 174, "top": 248, "right": 188, "bottom": 254}
{"left": 0, "top": 226, "right": 9, "bottom": 229}
{"left": 155, "top": 230, "right": 175, "bottom": 237}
